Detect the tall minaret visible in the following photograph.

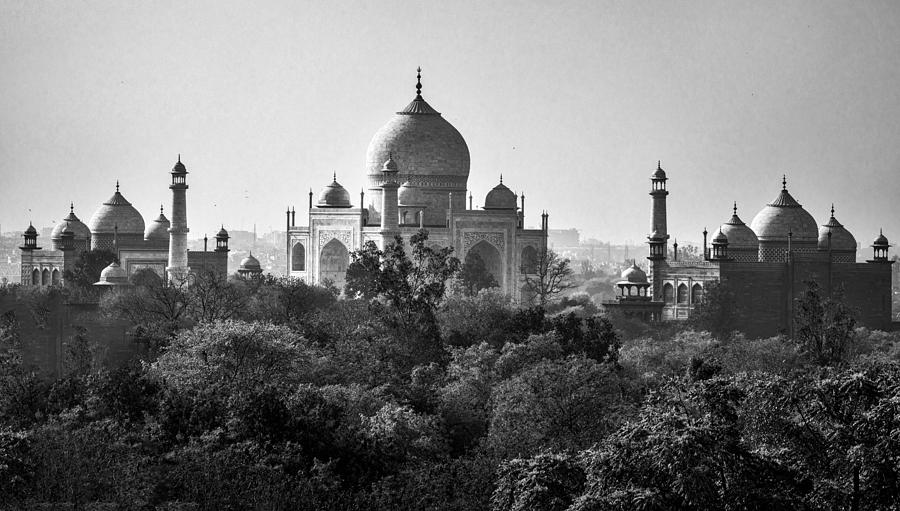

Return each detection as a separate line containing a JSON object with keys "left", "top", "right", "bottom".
{"left": 167, "top": 155, "right": 190, "bottom": 284}
{"left": 647, "top": 161, "right": 669, "bottom": 260}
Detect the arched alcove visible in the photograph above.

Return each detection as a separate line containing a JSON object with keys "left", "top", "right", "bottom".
{"left": 52, "top": 269, "right": 60, "bottom": 286}
{"left": 663, "top": 283, "right": 674, "bottom": 303}
{"left": 465, "top": 240, "right": 502, "bottom": 288}
{"left": 691, "top": 283, "right": 703, "bottom": 305}
{"left": 319, "top": 238, "right": 349, "bottom": 289}
{"left": 677, "top": 283, "right": 688, "bottom": 304}
{"left": 32, "top": 268, "right": 40, "bottom": 286}
{"left": 520, "top": 246, "right": 538, "bottom": 274}
{"left": 292, "top": 243, "right": 306, "bottom": 271}
{"left": 41, "top": 269, "right": 50, "bottom": 286}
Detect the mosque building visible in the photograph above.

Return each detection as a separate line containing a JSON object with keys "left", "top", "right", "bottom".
{"left": 603, "top": 163, "right": 894, "bottom": 337}
{"left": 19, "top": 157, "right": 229, "bottom": 286}
{"left": 286, "top": 69, "right": 549, "bottom": 299}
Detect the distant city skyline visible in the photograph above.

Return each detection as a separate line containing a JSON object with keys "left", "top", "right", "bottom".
{"left": 2, "top": 1, "right": 899, "bottom": 246}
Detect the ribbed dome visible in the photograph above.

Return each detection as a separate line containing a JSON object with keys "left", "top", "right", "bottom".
{"left": 216, "top": 226, "right": 229, "bottom": 238}
{"left": 620, "top": 262, "right": 648, "bottom": 283}
{"left": 484, "top": 181, "right": 517, "bottom": 210}
{"left": 818, "top": 207, "right": 856, "bottom": 251}
{"left": 88, "top": 184, "right": 146, "bottom": 235}
{"left": 240, "top": 253, "right": 262, "bottom": 270}
{"left": 398, "top": 181, "right": 425, "bottom": 206}
{"left": 145, "top": 207, "right": 170, "bottom": 241}
{"left": 749, "top": 183, "right": 818, "bottom": 242}
{"left": 718, "top": 205, "right": 758, "bottom": 249}
{"left": 365, "top": 71, "right": 469, "bottom": 184}
{"left": 317, "top": 176, "right": 352, "bottom": 208}
{"left": 52, "top": 205, "right": 91, "bottom": 240}
{"left": 873, "top": 230, "right": 889, "bottom": 247}
{"left": 24, "top": 223, "right": 37, "bottom": 235}
{"left": 95, "top": 261, "right": 129, "bottom": 286}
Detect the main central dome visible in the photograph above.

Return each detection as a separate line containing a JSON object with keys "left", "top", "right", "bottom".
{"left": 365, "top": 69, "right": 470, "bottom": 184}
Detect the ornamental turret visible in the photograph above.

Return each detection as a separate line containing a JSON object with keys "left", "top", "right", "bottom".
{"left": 215, "top": 225, "right": 230, "bottom": 252}
{"left": 381, "top": 154, "right": 400, "bottom": 233}
{"left": 869, "top": 230, "right": 891, "bottom": 263}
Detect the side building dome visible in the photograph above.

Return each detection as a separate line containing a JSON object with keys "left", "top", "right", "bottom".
{"left": 364, "top": 69, "right": 470, "bottom": 226}
{"left": 317, "top": 174, "right": 352, "bottom": 208}
{"left": 144, "top": 205, "right": 171, "bottom": 247}
{"left": 620, "top": 262, "right": 648, "bottom": 284}
{"left": 483, "top": 179, "right": 518, "bottom": 210}
{"left": 398, "top": 181, "right": 425, "bottom": 207}
{"left": 51, "top": 204, "right": 91, "bottom": 251}
{"left": 818, "top": 205, "right": 857, "bottom": 262}
{"left": 717, "top": 203, "right": 759, "bottom": 262}
{"left": 749, "top": 177, "right": 818, "bottom": 261}
{"left": 88, "top": 183, "right": 146, "bottom": 251}
{"left": 238, "top": 252, "right": 263, "bottom": 277}
{"left": 93, "top": 262, "right": 130, "bottom": 287}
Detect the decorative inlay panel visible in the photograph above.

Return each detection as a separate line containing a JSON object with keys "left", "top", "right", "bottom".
{"left": 463, "top": 231, "right": 505, "bottom": 252}
{"left": 318, "top": 230, "right": 352, "bottom": 250}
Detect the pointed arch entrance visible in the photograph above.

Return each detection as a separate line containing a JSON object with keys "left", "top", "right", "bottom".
{"left": 319, "top": 238, "right": 349, "bottom": 289}
{"left": 465, "top": 240, "right": 503, "bottom": 289}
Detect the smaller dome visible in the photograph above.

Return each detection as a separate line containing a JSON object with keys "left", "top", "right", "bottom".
{"left": 713, "top": 229, "right": 729, "bottom": 244}
{"left": 24, "top": 223, "right": 37, "bottom": 235}
{"left": 398, "top": 181, "right": 425, "bottom": 206}
{"left": 718, "top": 203, "right": 759, "bottom": 249}
{"left": 52, "top": 205, "right": 91, "bottom": 240}
{"left": 95, "top": 262, "right": 129, "bottom": 286}
{"left": 317, "top": 175, "right": 352, "bottom": 208}
{"left": 818, "top": 207, "right": 856, "bottom": 251}
{"left": 172, "top": 155, "right": 187, "bottom": 173}
{"left": 873, "top": 230, "right": 889, "bottom": 247}
{"left": 239, "top": 252, "right": 262, "bottom": 271}
{"left": 382, "top": 154, "right": 398, "bottom": 172}
{"left": 483, "top": 179, "right": 517, "bottom": 210}
{"left": 620, "top": 262, "right": 648, "bottom": 283}
{"left": 216, "top": 225, "right": 229, "bottom": 238}
{"left": 145, "top": 206, "right": 170, "bottom": 241}
{"left": 652, "top": 161, "right": 667, "bottom": 180}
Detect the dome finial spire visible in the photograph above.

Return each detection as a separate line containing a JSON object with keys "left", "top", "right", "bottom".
{"left": 657, "top": 160, "right": 661, "bottom": 170}
{"left": 831, "top": 203, "right": 835, "bottom": 216}
{"left": 70, "top": 202, "right": 74, "bottom": 214}
{"left": 416, "top": 66, "right": 422, "bottom": 97}
{"left": 333, "top": 171, "right": 337, "bottom": 182}
{"left": 116, "top": 180, "right": 120, "bottom": 193}
{"left": 160, "top": 204, "right": 164, "bottom": 215}
{"left": 733, "top": 201, "right": 737, "bottom": 215}
{"left": 782, "top": 175, "right": 787, "bottom": 190}
{"left": 177, "top": 153, "right": 181, "bottom": 163}
{"left": 500, "top": 173, "right": 503, "bottom": 184}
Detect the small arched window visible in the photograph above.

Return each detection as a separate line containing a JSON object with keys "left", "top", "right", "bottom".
{"left": 41, "top": 269, "right": 50, "bottom": 286}
{"left": 677, "top": 283, "right": 688, "bottom": 304}
{"left": 52, "top": 269, "right": 61, "bottom": 286}
{"left": 691, "top": 284, "right": 703, "bottom": 305}
{"left": 32, "top": 268, "right": 40, "bottom": 286}
{"left": 291, "top": 243, "right": 306, "bottom": 271}
{"left": 663, "top": 283, "right": 674, "bottom": 303}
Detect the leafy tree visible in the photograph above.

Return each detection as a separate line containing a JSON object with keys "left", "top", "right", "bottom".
{"left": 793, "top": 281, "right": 857, "bottom": 366}
{"left": 63, "top": 249, "right": 118, "bottom": 289}
{"left": 688, "top": 279, "right": 738, "bottom": 340}
{"left": 493, "top": 452, "right": 586, "bottom": 511}
{"left": 246, "top": 274, "right": 338, "bottom": 325}
{"left": 522, "top": 250, "right": 573, "bottom": 307}
{"left": 101, "top": 272, "right": 191, "bottom": 354}
{"left": 188, "top": 271, "right": 251, "bottom": 323}
{"left": 459, "top": 252, "right": 499, "bottom": 296}
{"left": 345, "top": 230, "right": 461, "bottom": 327}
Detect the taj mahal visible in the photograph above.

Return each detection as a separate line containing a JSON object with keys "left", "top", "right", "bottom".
{"left": 285, "top": 69, "right": 548, "bottom": 300}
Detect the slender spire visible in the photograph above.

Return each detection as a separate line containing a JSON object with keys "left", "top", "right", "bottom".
{"left": 70, "top": 202, "right": 74, "bottom": 214}
{"left": 657, "top": 160, "right": 661, "bottom": 170}
{"left": 333, "top": 171, "right": 337, "bottom": 182}
{"left": 160, "top": 204, "right": 164, "bottom": 215}
{"left": 500, "top": 173, "right": 503, "bottom": 184}
{"left": 733, "top": 201, "right": 737, "bottom": 215}
{"left": 782, "top": 175, "right": 787, "bottom": 190}
{"left": 177, "top": 153, "right": 181, "bottom": 163}
{"left": 416, "top": 66, "right": 422, "bottom": 97}
{"left": 116, "top": 180, "right": 120, "bottom": 192}
{"left": 831, "top": 203, "right": 835, "bottom": 217}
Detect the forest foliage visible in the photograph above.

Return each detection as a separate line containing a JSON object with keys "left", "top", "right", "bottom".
{"left": 2, "top": 234, "right": 900, "bottom": 510}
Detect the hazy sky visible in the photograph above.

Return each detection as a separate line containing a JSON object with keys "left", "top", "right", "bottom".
{"left": 2, "top": 0, "right": 899, "bottom": 246}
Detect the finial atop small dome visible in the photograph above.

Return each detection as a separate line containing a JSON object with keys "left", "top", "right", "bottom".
{"left": 116, "top": 180, "right": 120, "bottom": 192}
{"left": 70, "top": 202, "right": 74, "bottom": 214}
{"left": 382, "top": 153, "right": 398, "bottom": 171}
{"left": 830, "top": 203, "right": 835, "bottom": 217}
{"left": 416, "top": 67, "right": 422, "bottom": 97}
{"left": 333, "top": 171, "right": 337, "bottom": 182}
{"left": 160, "top": 204, "right": 164, "bottom": 215}
{"left": 733, "top": 201, "right": 738, "bottom": 216}
{"left": 782, "top": 175, "right": 787, "bottom": 190}
{"left": 500, "top": 173, "right": 503, "bottom": 184}
{"left": 658, "top": 160, "right": 661, "bottom": 170}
